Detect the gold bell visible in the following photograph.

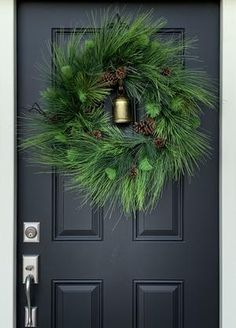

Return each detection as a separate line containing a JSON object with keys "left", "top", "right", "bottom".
{"left": 113, "top": 81, "right": 132, "bottom": 124}
{"left": 113, "top": 94, "right": 131, "bottom": 123}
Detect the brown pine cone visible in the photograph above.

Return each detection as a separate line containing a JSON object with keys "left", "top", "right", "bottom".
{"left": 101, "top": 71, "right": 118, "bottom": 86}
{"left": 48, "top": 114, "right": 59, "bottom": 123}
{"left": 154, "top": 137, "right": 166, "bottom": 149}
{"left": 115, "top": 66, "right": 127, "bottom": 80}
{"left": 91, "top": 130, "right": 102, "bottom": 139}
{"left": 130, "top": 165, "right": 138, "bottom": 178}
{"left": 84, "top": 105, "right": 94, "bottom": 114}
{"left": 133, "top": 118, "right": 156, "bottom": 136}
{"left": 161, "top": 67, "right": 172, "bottom": 77}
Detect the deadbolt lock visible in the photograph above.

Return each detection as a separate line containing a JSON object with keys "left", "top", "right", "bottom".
{"left": 25, "top": 226, "right": 37, "bottom": 239}
{"left": 23, "top": 222, "right": 40, "bottom": 243}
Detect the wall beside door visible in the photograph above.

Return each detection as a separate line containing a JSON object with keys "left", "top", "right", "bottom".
{"left": 0, "top": 1, "right": 15, "bottom": 328}
{"left": 221, "top": 0, "right": 236, "bottom": 327}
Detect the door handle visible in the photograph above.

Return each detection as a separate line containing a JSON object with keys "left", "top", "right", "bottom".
{"left": 25, "top": 274, "right": 34, "bottom": 327}
{"left": 23, "top": 255, "right": 38, "bottom": 327}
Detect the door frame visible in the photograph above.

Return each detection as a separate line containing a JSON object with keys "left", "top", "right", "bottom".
{"left": 0, "top": 0, "right": 235, "bottom": 327}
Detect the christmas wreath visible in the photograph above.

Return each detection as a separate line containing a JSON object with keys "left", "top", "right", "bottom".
{"left": 22, "top": 12, "right": 215, "bottom": 214}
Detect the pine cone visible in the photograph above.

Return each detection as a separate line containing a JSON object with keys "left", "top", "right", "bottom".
{"left": 130, "top": 165, "right": 138, "bottom": 178}
{"left": 115, "top": 66, "right": 127, "bottom": 80}
{"left": 101, "top": 71, "right": 118, "bottom": 86}
{"left": 154, "top": 137, "right": 166, "bottom": 149}
{"left": 133, "top": 118, "right": 156, "bottom": 136}
{"left": 91, "top": 130, "right": 102, "bottom": 139}
{"left": 84, "top": 107, "right": 93, "bottom": 114}
{"left": 48, "top": 114, "right": 59, "bottom": 123}
{"left": 161, "top": 67, "right": 172, "bottom": 77}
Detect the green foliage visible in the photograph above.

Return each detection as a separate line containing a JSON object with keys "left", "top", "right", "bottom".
{"left": 105, "top": 168, "right": 117, "bottom": 180}
{"left": 139, "top": 158, "right": 153, "bottom": 171}
{"left": 61, "top": 65, "right": 73, "bottom": 79}
{"left": 84, "top": 40, "right": 95, "bottom": 50}
{"left": 146, "top": 102, "right": 161, "bottom": 118}
{"left": 170, "top": 96, "right": 185, "bottom": 113}
{"left": 21, "top": 10, "right": 216, "bottom": 214}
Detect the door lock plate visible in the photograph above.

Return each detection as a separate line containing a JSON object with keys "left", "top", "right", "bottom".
{"left": 23, "top": 255, "right": 39, "bottom": 284}
{"left": 24, "top": 222, "right": 40, "bottom": 243}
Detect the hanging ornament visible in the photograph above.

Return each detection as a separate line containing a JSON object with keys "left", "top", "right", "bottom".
{"left": 22, "top": 12, "right": 215, "bottom": 215}
{"left": 113, "top": 80, "right": 132, "bottom": 123}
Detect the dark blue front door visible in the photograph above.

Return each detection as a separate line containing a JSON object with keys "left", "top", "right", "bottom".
{"left": 17, "top": 1, "right": 220, "bottom": 327}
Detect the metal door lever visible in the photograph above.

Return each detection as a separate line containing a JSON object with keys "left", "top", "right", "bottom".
{"left": 25, "top": 274, "right": 37, "bottom": 327}
{"left": 25, "top": 274, "right": 34, "bottom": 327}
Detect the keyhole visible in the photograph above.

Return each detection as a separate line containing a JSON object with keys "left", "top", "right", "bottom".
{"left": 25, "top": 226, "right": 37, "bottom": 239}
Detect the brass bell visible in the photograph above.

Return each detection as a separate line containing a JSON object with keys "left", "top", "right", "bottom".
{"left": 113, "top": 82, "right": 132, "bottom": 123}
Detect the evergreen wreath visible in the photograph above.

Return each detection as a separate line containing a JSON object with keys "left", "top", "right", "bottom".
{"left": 22, "top": 11, "right": 215, "bottom": 214}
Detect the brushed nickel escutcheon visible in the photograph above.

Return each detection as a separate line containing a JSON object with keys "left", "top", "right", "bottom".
{"left": 23, "top": 222, "right": 40, "bottom": 243}
{"left": 23, "top": 255, "right": 39, "bottom": 284}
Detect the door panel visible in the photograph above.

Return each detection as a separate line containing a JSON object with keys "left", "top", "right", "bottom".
{"left": 53, "top": 280, "right": 103, "bottom": 328}
{"left": 53, "top": 175, "right": 103, "bottom": 241}
{"left": 17, "top": 1, "right": 219, "bottom": 328}
{"left": 134, "top": 182, "right": 183, "bottom": 241}
{"left": 134, "top": 281, "right": 183, "bottom": 328}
